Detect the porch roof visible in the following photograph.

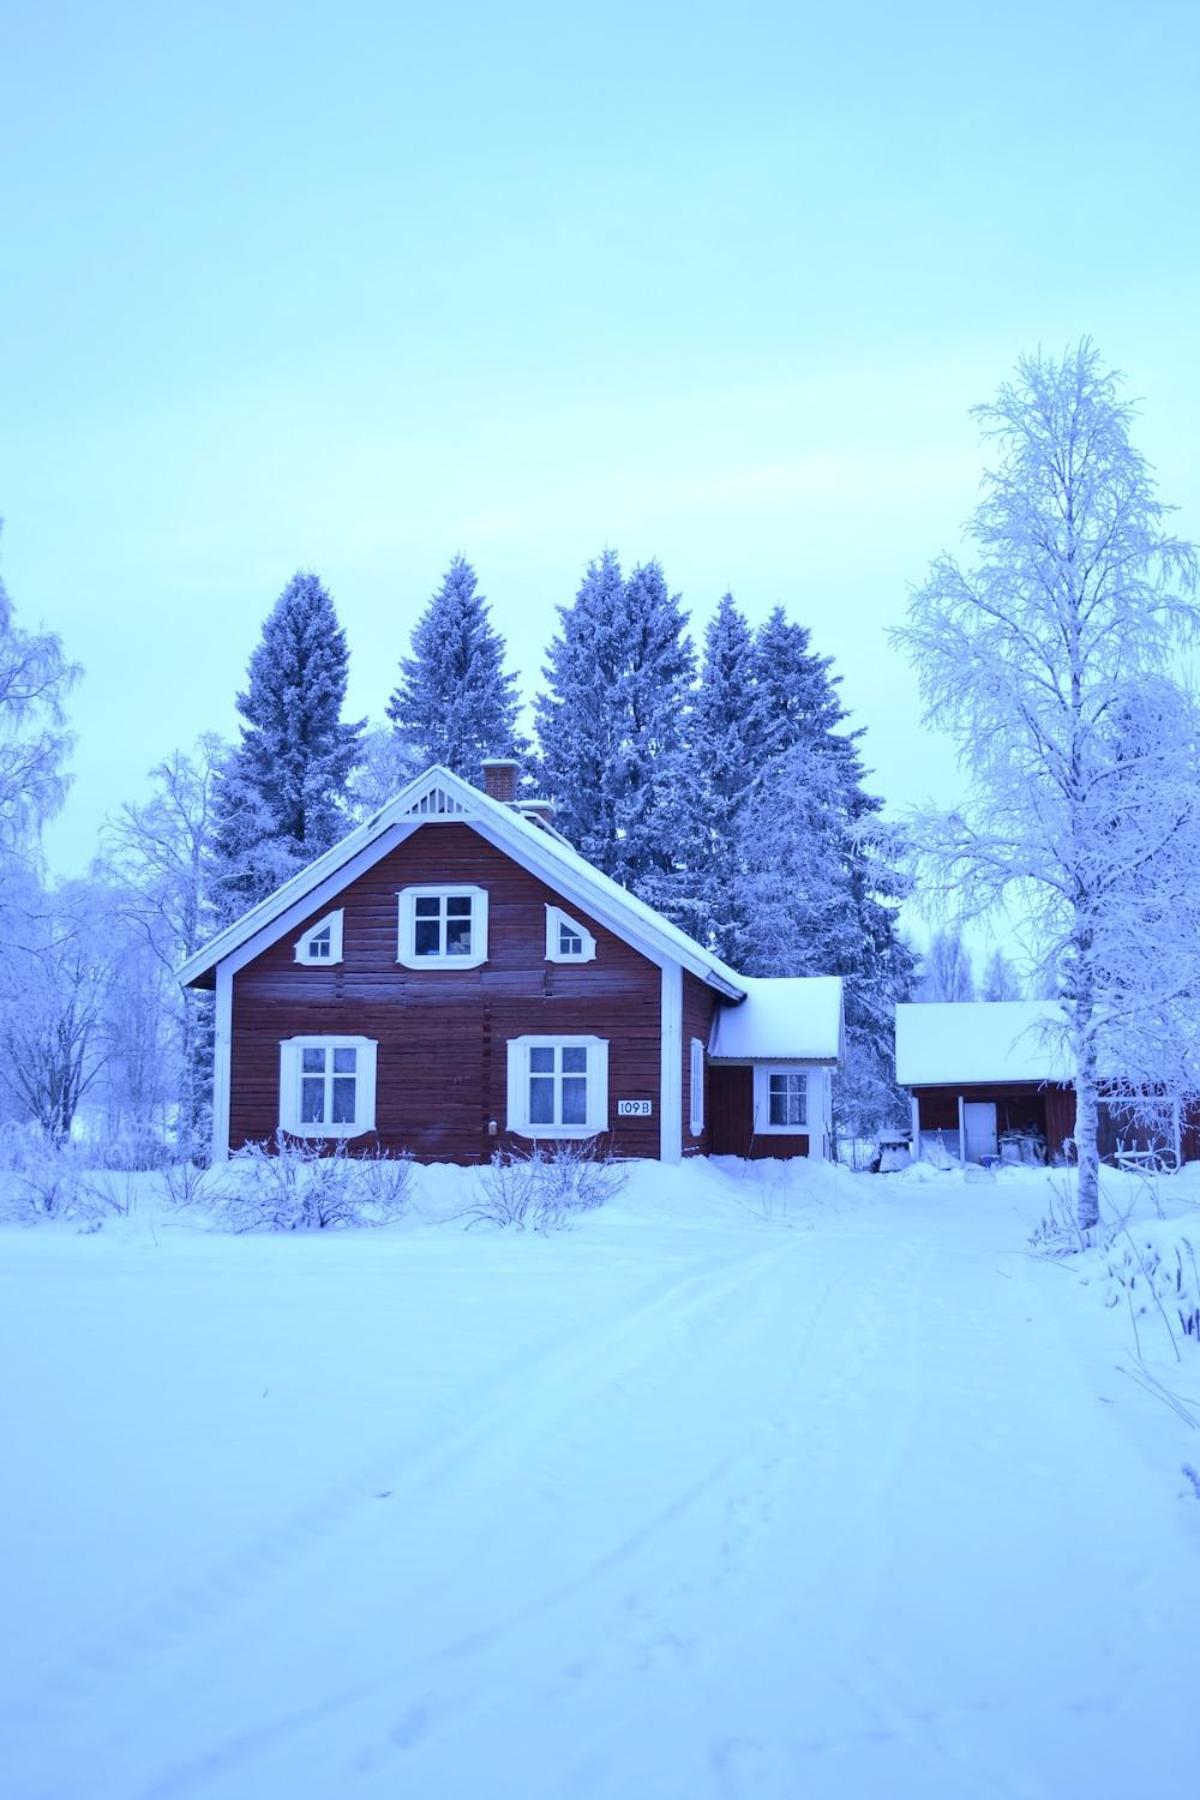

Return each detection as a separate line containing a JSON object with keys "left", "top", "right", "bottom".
{"left": 709, "top": 976, "right": 844, "bottom": 1064}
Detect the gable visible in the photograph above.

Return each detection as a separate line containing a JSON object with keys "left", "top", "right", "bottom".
{"left": 181, "top": 764, "right": 745, "bottom": 997}
{"left": 234, "top": 823, "right": 659, "bottom": 989}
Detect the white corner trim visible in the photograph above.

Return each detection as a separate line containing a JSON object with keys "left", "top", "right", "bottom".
{"left": 545, "top": 903, "right": 597, "bottom": 963}
{"left": 660, "top": 962, "right": 683, "bottom": 1164}
{"left": 396, "top": 884, "right": 489, "bottom": 970}
{"left": 294, "top": 908, "right": 344, "bottom": 966}
{"left": 211, "top": 964, "right": 233, "bottom": 1164}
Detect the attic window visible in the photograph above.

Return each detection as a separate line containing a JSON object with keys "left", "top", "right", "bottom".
{"left": 397, "top": 886, "right": 488, "bottom": 970}
{"left": 545, "top": 904, "right": 596, "bottom": 964}
{"left": 294, "top": 910, "right": 344, "bottom": 966}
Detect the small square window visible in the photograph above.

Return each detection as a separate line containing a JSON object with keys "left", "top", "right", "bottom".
{"left": 398, "top": 888, "right": 488, "bottom": 968}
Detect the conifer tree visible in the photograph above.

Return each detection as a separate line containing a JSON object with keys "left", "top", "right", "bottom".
{"left": 684, "top": 594, "right": 770, "bottom": 961}
{"left": 754, "top": 604, "right": 848, "bottom": 755}
{"left": 210, "top": 571, "right": 364, "bottom": 924}
{"left": 728, "top": 606, "right": 913, "bottom": 1136}
{"left": 535, "top": 552, "right": 694, "bottom": 893}
{"left": 387, "top": 556, "right": 522, "bottom": 783}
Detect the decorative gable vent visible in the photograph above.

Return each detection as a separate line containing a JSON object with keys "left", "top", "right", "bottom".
{"left": 405, "top": 785, "right": 467, "bottom": 817}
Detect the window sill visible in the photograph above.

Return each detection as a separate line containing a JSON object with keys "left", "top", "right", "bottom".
{"left": 509, "top": 1123, "right": 607, "bottom": 1141}
{"left": 395, "top": 954, "right": 487, "bottom": 971}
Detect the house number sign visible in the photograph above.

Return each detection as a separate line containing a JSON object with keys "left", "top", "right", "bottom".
{"left": 617, "top": 1099, "right": 653, "bottom": 1117}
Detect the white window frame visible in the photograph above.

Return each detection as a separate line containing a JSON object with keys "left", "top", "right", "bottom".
{"left": 753, "top": 1064, "right": 811, "bottom": 1135}
{"left": 397, "top": 885, "right": 488, "bottom": 970}
{"left": 506, "top": 1035, "right": 609, "bottom": 1139}
{"left": 544, "top": 903, "right": 597, "bottom": 964}
{"left": 689, "top": 1037, "right": 705, "bottom": 1136}
{"left": 278, "top": 1035, "right": 377, "bottom": 1138}
{"left": 293, "top": 908, "right": 344, "bottom": 966}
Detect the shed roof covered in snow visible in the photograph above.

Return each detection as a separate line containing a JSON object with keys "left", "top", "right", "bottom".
{"left": 895, "top": 1001, "right": 1070, "bottom": 1088}
{"left": 709, "top": 976, "right": 844, "bottom": 1063}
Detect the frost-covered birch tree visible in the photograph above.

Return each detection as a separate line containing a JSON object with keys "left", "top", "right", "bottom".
{"left": 894, "top": 341, "right": 1200, "bottom": 1230}
{"left": 0, "top": 536, "right": 79, "bottom": 866}
{"left": 101, "top": 734, "right": 224, "bottom": 1153}
{"left": 917, "top": 927, "right": 975, "bottom": 1002}
{"left": 980, "top": 947, "right": 1023, "bottom": 1002}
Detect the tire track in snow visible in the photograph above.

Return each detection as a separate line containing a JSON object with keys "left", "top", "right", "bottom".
{"left": 0, "top": 1241, "right": 783, "bottom": 1800}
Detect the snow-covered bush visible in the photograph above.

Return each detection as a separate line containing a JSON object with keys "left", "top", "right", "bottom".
{"left": 211, "top": 1135, "right": 411, "bottom": 1232}
{"left": 161, "top": 1159, "right": 210, "bottom": 1208}
{"left": 0, "top": 1137, "right": 104, "bottom": 1224}
{"left": 355, "top": 1143, "right": 415, "bottom": 1214}
{"left": 87, "top": 1129, "right": 174, "bottom": 1172}
{"left": 468, "top": 1140, "right": 627, "bottom": 1232}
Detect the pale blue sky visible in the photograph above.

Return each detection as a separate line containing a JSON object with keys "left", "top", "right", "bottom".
{"left": 2, "top": 0, "right": 1197, "bottom": 880}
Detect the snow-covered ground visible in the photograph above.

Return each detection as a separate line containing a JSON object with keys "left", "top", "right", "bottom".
{"left": 2, "top": 1157, "right": 1199, "bottom": 1800}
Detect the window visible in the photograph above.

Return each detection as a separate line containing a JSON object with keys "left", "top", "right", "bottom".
{"left": 545, "top": 904, "right": 596, "bottom": 964}
{"left": 294, "top": 909, "right": 343, "bottom": 966}
{"left": 689, "top": 1038, "right": 705, "bottom": 1136}
{"left": 506, "top": 1036, "right": 609, "bottom": 1138}
{"left": 753, "top": 1065, "right": 810, "bottom": 1134}
{"left": 397, "top": 886, "right": 488, "bottom": 969}
{"left": 278, "top": 1036, "right": 377, "bottom": 1137}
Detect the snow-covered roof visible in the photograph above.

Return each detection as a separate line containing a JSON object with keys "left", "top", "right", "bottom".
{"left": 179, "top": 764, "right": 747, "bottom": 997}
{"left": 709, "top": 976, "right": 844, "bottom": 1063}
{"left": 895, "top": 1001, "right": 1070, "bottom": 1087}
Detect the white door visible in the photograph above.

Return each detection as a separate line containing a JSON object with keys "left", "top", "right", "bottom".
{"left": 963, "top": 1101, "right": 998, "bottom": 1163}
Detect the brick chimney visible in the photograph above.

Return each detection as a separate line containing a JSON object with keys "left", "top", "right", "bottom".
{"left": 481, "top": 757, "right": 520, "bottom": 804}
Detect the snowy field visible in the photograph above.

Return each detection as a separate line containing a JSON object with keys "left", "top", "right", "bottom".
{"left": 2, "top": 1157, "right": 1199, "bottom": 1800}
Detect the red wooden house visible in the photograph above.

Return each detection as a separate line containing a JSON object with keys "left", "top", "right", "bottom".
{"left": 180, "top": 762, "right": 845, "bottom": 1166}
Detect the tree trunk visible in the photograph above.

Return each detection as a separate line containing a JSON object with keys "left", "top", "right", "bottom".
{"left": 1073, "top": 1019, "right": 1101, "bottom": 1233}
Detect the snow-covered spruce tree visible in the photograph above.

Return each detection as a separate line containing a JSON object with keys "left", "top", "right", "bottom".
{"left": 754, "top": 604, "right": 849, "bottom": 759}
{"left": 0, "top": 533, "right": 80, "bottom": 868}
{"left": 917, "top": 927, "right": 975, "bottom": 1001}
{"left": 386, "top": 556, "right": 522, "bottom": 784}
{"left": 733, "top": 604, "right": 914, "bottom": 1138}
{"left": 535, "top": 552, "right": 694, "bottom": 896}
{"left": 735, "top": 738, "right": 914, "bottom": 1140}
{"left": 893, "top": 341, "right": 1200, "bottom": 1231}
{"left": 981, "top": 947, "right": 1023, "bottom": 1002}
{"left": 210, "top": 572, "right": 364, "bottom": 925}
{"left": 683, "top": 593, "right": 773, "bottom": 961}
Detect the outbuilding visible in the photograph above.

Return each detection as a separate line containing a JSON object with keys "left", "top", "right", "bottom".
{"left": 895, "top": 1000, "right": 1190, "bottom": 1167}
